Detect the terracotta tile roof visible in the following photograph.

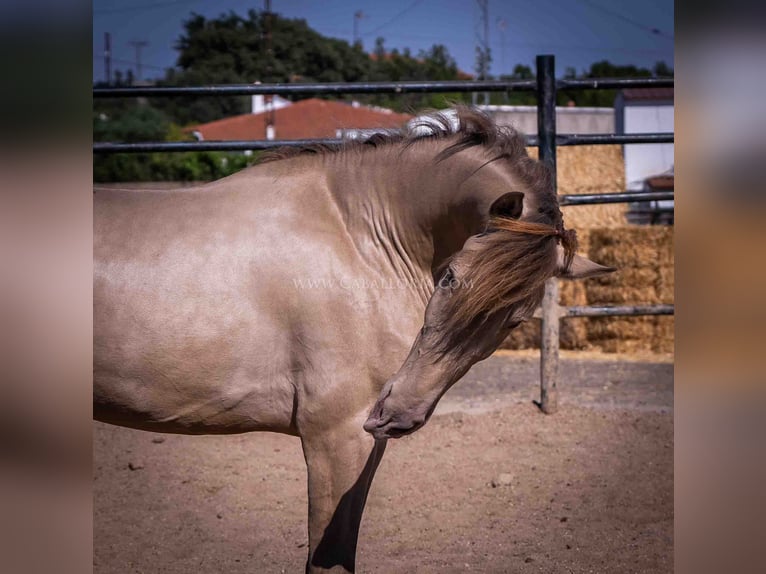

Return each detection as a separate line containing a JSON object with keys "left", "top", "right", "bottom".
{"left": 646, "top": 175, "right": 674, "bottom": 190}
{"left": 622, "top": 87, "right": 674, "bottom": 102}
{"left": 185, "top": 98, "right": 412, "bottom": 141}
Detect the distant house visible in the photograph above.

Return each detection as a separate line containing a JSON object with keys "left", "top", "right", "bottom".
{"left": 250, "top": 93, "right": 292, "bottom": 115}
{"left": 625, "top": 168, "right": 674, "bottom": 225}
{"left": 614, "top": 88, "right": 674, "bottom": 191}
{"left": 186, "top": 98, "right": 412, "bottom": 142}
{"left": 615, "top": 88, "right": 674, "bottom": 225}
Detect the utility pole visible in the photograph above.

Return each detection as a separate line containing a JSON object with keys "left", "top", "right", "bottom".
{"left": 497, "top": 17, "right": 507, "bottom": 78}
{"left": 264, "top": 0, "right": 275, "bottom": 140}
{"left": 128, "top": 40, "right": 148, "bottom": 84}
{"left": 474, "top": 0, "right": 491, "bottom": 106}
{"left": 104, "top": 32, "right": 112, "bottom": 85}
{"left": 353, "top": 10, "right": 364, "bottom": 47}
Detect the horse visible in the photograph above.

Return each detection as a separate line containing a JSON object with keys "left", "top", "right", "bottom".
{"left": 94, "top": 106, "right": 613, "bottom": 573}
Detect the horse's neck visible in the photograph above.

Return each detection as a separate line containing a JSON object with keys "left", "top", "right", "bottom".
{"left": 324, "top": 146, "right": 497, "bottom": 281}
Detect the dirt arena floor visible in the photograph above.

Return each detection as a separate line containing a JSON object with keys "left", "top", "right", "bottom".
{"left": 94, "top": 351, "right": 673, "bottom": 573}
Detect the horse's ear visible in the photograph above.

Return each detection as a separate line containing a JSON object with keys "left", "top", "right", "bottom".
{"left": 557, "top": 247, "right": 617, "bottom": 279}
{"left": 489, "top": 192, "right": 524, "bottom": 219}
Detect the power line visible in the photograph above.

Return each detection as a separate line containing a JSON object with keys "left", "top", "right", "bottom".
{"left": 92, "top": 53, "right": 167, "bottom": 73}
{"left": 94, "top": 0, "right": 200, "bottom": 16}
{"left": 574, "top": 0, "right": 673, "bottom": 40}
{"left": 363, "top": 0, "right": 425, "bottom": 37}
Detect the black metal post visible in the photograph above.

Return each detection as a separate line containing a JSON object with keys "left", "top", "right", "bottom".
{"left": 537, "top": 55, "right": 557, "bottom": 189}
{"left": 537, "top": 55, "right": 559, "bottom": 415}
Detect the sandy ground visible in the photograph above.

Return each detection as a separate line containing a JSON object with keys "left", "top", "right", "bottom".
{"left": 94, "top": 352, "right": 673, "bottom": 573}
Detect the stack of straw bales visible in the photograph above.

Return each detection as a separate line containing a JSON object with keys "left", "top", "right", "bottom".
{"left": 584, "top": 227, "right": 674, "bottom": 353}
{"left": 528, "top": 145, "right": 628, "bottom": 229}
{"left": 501, "top": 146, "right": 674, "bottom": 354}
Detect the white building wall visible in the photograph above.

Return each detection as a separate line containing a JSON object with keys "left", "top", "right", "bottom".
{"left": 624, "top": 104, "right": 674, "bottom": 189}
{"left": 251, "top": 94, "right": 292, "bottom": 115}
{"left": 483, "top": 105, "right": 615, "bottom": 136}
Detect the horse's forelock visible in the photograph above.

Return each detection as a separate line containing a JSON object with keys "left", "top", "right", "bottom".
{"left": 435, "top": 211, "right": 577, "bottom": 348}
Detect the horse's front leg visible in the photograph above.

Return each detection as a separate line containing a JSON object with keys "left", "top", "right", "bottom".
{"left": 301, "top": 417, "right": 387, "bottom": 573}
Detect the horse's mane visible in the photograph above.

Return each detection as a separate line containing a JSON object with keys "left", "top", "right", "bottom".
{"left": 259, "top": 105, "right": 529, "bottom": 166}
{"left": 262, "top": 106, "right": 577, "bottom": 338}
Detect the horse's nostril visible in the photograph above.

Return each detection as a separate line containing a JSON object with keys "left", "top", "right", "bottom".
{"left": 363, "top": 418, "right": 378, "bottom": 432}
{"left": 363, "top": 413, "right": 391, "bottom": 432}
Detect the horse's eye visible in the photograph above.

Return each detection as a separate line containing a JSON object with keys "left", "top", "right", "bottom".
{"left": 438, "top": 267, "right": 454, "bottom": 289}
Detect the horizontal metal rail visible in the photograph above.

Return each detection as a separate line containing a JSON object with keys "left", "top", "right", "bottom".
{"left": 94, "top": 132, "right": 674, "bottom": 154}
{"left": 93, "top": 79, "right": 536, "bottom": 98}
{"left": 93, "top": 139, "right": 344, "bottom": 154}
{"left": 555, "top": 133, "right": 673, "bottom": 146}
{"left": 558, "top": 77, "right": 674, "bottom": 90}
{"left": 560, "top": 190, "right": 673, "bottom": 206}
{"left": 93, "top": 76, "right": 673, "bottom": 99}
{"left": 565, "top": 305, "right": 674, "bottom": 317}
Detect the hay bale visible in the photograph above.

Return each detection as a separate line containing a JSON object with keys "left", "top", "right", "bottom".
{"left": 502, "top": 321, "right": 540, "bottom": 350}
{"left": 556, "top": 145, "right": 625, "bottom": 195}
{"left": 500, "top": 225, "right": 674, "bottom": 355}
{"left": 585, "top": 228, "right": 668, "bottom": 305}
{"left": 579, "top": 227, "right": 674, "bottom": 353}
{"left": 656, "top": 264, "right": 674, "bottom": 303}
{"left": 570, "top": 228, "right": 590, "bottom": 259}
{"left": 559, "top": 279, "right": 587, "bottom": 306}
{"left": 654, "top": 228, "right": 674, "bottom": 304}
{"left": 563, "top": 204, "right": 629, "bottom": 231}
{"left": 587, "top": 317, "right": 656, "bottom": 353}
{"left": 501, "top": 319, "right": 589, "bottom": 351}
{"left": 588, "top": 227, "right": 662, "bottom": 268}
{"left": 652, "top": 316, "right": 675, "bottom": 353}
{"left": 655, "top": 227, "right": 674, "bottom": 265}
{"left": 560, "top": 319, "right": 589, "bottom": 349}
{"left": 586, "top": 269, "right": 659, "bottom": 305}
{"left": 545, "top": 145, "right": 629, "bottom": 230}
{"left": 527, "top": 145, "right": 628, "bottom": 229}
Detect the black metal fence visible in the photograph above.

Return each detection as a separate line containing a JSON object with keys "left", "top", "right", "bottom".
{"left": 93, "top": 54, "right": 674, "bottom": 413}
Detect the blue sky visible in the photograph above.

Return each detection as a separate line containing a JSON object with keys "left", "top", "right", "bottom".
{"left": 92, "top": 0, "right": 674, "bottom": 83}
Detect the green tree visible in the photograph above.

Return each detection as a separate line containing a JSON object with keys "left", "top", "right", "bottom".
{"left": 653, "top": 61, "right": 673, "bottom": 77}
{"left": 153, "top": 10, "right": 372, "bottom": 124}
{"left": 490, "top": 64, "right": 536, "bottom": 106}
{"left": 560, "top": 59, "right": 673, "bottom": 107}
{"left": 93, "top": 104, "right": 169, "bottom": 143}
{"left": 364, "top": 38, "right": 465, "bottom": 111}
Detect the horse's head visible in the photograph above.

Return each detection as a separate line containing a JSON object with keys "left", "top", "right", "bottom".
{"left": 364, "top": 191, "right": 614, "bottom": 439}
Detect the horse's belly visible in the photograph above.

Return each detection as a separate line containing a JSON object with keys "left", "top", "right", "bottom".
{"left": 94, "top": 286, "right": 297, "bottom": 435}
{"left": 93, "top": 366, "right": 297, "bottom": 435}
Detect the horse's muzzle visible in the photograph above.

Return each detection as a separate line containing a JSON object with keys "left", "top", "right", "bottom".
{"left": 363, "top": 414, "right": 425, "bottom": 440}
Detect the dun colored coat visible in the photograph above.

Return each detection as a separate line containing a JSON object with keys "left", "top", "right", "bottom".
{"left": 94, "top": 107, "right": 613, "bottom": 573}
